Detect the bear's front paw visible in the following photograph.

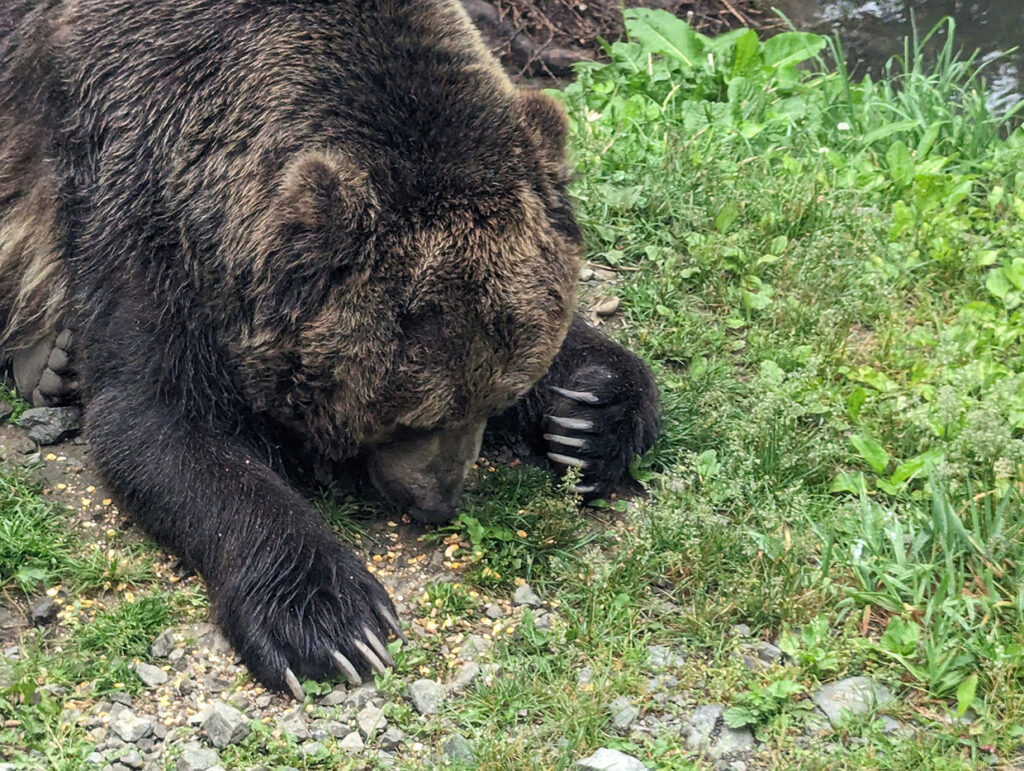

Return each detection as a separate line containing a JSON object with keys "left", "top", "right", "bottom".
{"left": 215, "top": 536, "right": 403, "bottom": 699}
{"left": 544, "top": 364, "right": 659, "bottom": 501}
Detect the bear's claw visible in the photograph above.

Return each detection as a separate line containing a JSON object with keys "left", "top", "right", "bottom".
{"left": 353, "top": 639, "right": 388, "bottom": 676}
{"left": 284, "top": 668, "right": 305, "bottom": 701}
{"left": 549, "top": 386, "right": 600, "bottom": 404}
{"left": 331, "top": 649, "right": 363, "bottom": 686}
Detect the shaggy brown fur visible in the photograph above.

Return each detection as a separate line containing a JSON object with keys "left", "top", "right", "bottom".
{"left": 0, "top": 0, "right": 659, "bottom": 695}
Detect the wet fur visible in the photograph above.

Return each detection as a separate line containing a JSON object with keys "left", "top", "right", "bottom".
{"left": 0, "top": 0, "right": 659, "bottom": 691}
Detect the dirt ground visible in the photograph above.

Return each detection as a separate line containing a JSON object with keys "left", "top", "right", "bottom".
{"left": 466, "top": 0, "right": 767, "bottom": 78}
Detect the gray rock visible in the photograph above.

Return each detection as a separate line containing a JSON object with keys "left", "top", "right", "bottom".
{"left": 443, "top": 733, "right": 474, "bottom": 764}
{"left": 711, "top": 726, "right": 755, "bottom": 759}
{"left": 730, "top": 624, "right": 752, "bottom": 638}
{"left": 20, "top": 407, "right": 80, "bottom": 445}
{"left": 579, "top": 267, "right": 595, "bottom": 282}
{"left": 134, "top": 662, "right": 168, "bottom": 688}
{"left": 176, "top": 746, "right": 220, "bottom": 771}
{"left": 755, "top": 641, "right": 783, "bottom": 664}
{"left": 320, "top": 686, "right": 347, "bottom": 706}
{"left": 647, "top": 645, "right": 685, "bottom": 671}
{"left": 87, "top": 752, "right": 105, "bottom": 766}
{"left": 300, "top": 741, "right": 325, "bottom": 758}
{"left": 201, "top": 702, "right": 250, "bottom": 749}
{"left": 277, "top": 709, "right": 310, "bottom": 741}
{"left": 408, "top": 678, "right": 445, "bottom": 715}
{"left": 811, "top": 677, "right": 894, "bottom": 727}
{"left": 450, "top": 662, "right": 480, "bottom": 692}
{"left": 338, "top": 732, "right": 364, "bottom": 752}
{"left": 683, "top": 704, "right": 724, "bottom": 752}
{"left": 150, "top": 630, "right": 176, "bottom": 658}
{"left": 513, "top": 583, "right": 542, "bottom": 607}
{"left": 356, "top": 704, "right": 386, "bottom": 739}
{"left": 574, "top": 748, "right": 649, "bottom": 770}
{"left": 111, "top": 711, "right": 154, "bottom": 743}
{"left": 114, "top": 750, "right": 144, "bottom": 769}
{"left": 379, "top": 725, "right": 405, "bottom": 750}
{"left": 28, "top": 597, "right": 58, "bottom": 626}
{"left": 343, "top": 684, "right": 379, "bottom": 710}
{"left": 608, "top": 696, "right": 639, "bottom": 731}
{"left": 461, "top": 634, "right": 491, "bottom": 660}
{"left": 484, "top": 603, "right": 504, "bottom": 619}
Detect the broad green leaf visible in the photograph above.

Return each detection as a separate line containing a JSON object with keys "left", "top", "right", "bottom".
{"left": 624, "top": 8, "right": 706, "bottom": 67}
{"left": 851, "top": 434, "right": 889, "bottom": 473}
{"left": 830, "top": 471, "right": 866, "bottom": 495}
{"left": 886, "top": 141, "right": 915, "bottom": 187}
{"left": 731, "top": 29, "right": 761, "bottom": 77}
{"left": 862, "top": 120, "right": 920, "bottom": 146}
{"left": 986, "top": 268, "right": 1012, "bottom": 300}
{"left": 890, "top": 448, "right": 944, "bottom": 485}
{"left": 880, "top": 617, "right": 920, "bottom": 655}
{"left": 1005, "top": 259, "right": 1024, "bottom": 290}
{"left": 956, "top": 674, "right": 978, "bottom": 717}
{"left": 761, "top": 32, "right": 826, "bottom": 69}
{"left": 722, "top": 706, "right": 758, "bottom": 728}
{"left": 715, "top": 201, "right": 740, "bottom": 232}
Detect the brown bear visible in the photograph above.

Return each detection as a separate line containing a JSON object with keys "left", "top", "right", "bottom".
{"left": 0, "top": 0, "right": 659, "bottom": 697}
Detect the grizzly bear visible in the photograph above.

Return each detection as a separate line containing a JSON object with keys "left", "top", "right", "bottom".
{"left": 0, "top": 0, "right": 659, "bottom": 696}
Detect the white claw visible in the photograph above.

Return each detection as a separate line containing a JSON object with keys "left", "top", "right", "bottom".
{"left": 548, "top": 415, "right": 594, "bottom": 431}
{"left": 353, "top": 639, "right": 388, "bottom": 676}
{"left": 363, "top": 626, "right": 395, "bottom": 667}
{"left": 547, "top": 452, "right": 588, "bottom": 469}
{"left": 574, "top": 484, "right": 598, "bottom": 494}
{"left": 284, "top": 668, "right": 305, "bottom": 701}
{"left": 330, "top": 650, "right": 362, "bottom": 686}
{"left": 379, "top": 606, "right": 408, "bottom": 643}
{"left": 543, "top": 433, "right": 586, "bottom": 448}
{"left": 550, "top": 386, "right": 600, "bottom": 404}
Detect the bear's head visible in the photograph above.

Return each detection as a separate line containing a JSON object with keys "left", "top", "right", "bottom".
{"left": 233, "top": 90, "right": 580, "bottom": 523}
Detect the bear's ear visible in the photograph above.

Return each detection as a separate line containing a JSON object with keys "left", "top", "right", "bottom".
{"left": 278, "top": 149, "right": 378, "bottom": 236}
{"left": 518, "top": 89, "right": 569, "bottom": 169}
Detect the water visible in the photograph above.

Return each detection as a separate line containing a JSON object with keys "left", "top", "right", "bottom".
{"left": 767, "top": 0, "right": 1024, "bottom": 111}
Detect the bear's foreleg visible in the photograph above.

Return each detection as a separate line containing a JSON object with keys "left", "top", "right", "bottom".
{"left": 81, "top": 310, "right": 400, "bottom": 697}
{"left": 502, "top": 316, "right": 660, "bottom": 500}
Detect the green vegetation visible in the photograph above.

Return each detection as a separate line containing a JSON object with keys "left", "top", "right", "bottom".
{"left": 3, "top": 11, "right": 1024, "bottom": 769}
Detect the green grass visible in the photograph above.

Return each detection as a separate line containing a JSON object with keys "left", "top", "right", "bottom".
{"left": 3, "top": 10, "right": 1024, "bottom": 769}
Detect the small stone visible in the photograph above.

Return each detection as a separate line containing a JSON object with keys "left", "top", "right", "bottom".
{"left": 343, "top": 684, "right": 379, "bottom": 710}
{"left": 150, "top": 630, "right": 176, "bottom": 658}
{"left": 450, "top": 662, "right": 480, "bottom": 692}
{"left": 711, "top": 725, "right": 755, "bottom": 759}
{"left": 443, "top": 734, "right": 474, "bottom": 764}
{"left": 20, "top": 406, "right": 80, "bottom": 445}
{"left": 608, "top": 696, "right": 638, "bottom": 731}
{"left": 338, "top": 732, "right": 364, "bottom": 752}
{"left": 134, "top": 662, "right": 168, "bottom": 688}
{"left": 574, "top": 747, "right": 649, "bottom": 770}
{"left": 28, "top": 597, "right": 58, "bottom": 626}
{"left": 111, "top": 711, "right": 154, "bottom": 743}
{"left": 0, "top": 401, "right": 12, "bottom": 423}
{"left": 175, "top": 744, "right": 220, "bottom": 771}
{"left": 379, "top": 725, "right": 405, "bottom": 750}
{"left": 579, "top": 267, "right": 595, "bottom": 282}
{"left": 300, "top": 742, "right": 325, "bottom": 758}
{"left": 484, "top": 603, "right": 504, "bottom": 619}
{"left": 647, "top": 644, "right": 685, "bottom": 671}
{"left": 512, "top": 583, "right": 542, "bottom": 608}
{"left": 320, "top": 686, "right": 347, "bottom": 706}
{"left": 592, "top": 296, "right": 621, "bottom": 317}
{"left": 110, "top": 692, "right": 133, "bottom": 707}
{"left": 461, "top": 635, "right": 491, "bottom": 660}
{"left": 277, "top": 709, "right": 310, "bottom": 741}
{"left": 577, "top": 666, "right": 594, "bottom": 687}
{"left": 356, "top": 704, "right": 386, "bottom": 739}
{"left": 593, "top": 268, "right": 617, "bottom": 282}
{"left": 201, "top": 702, "right": 250, "bottom": 749}
{"left": 408, "top": 678, "right": 446, "bottom": 715}
{"left": 114, "top": 750, "right": 144, "bottom": 769}
{"left": 683, "top": 704, "right": 723, "bottom": 752}
{"left": 730, "top": 624, "right": 752, "bottom": 638}
{"left": 87, "top": 753, "right": 105, "bottom": 766}
{"left": 811, "top": 677, "right": 894, "bottom": 727}
{"left": 755, "top": 641, "right": 783, "bottom": 664}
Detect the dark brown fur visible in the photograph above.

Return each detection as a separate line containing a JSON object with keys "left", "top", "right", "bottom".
{"left": 0, "top": 0, "right": 659, "bottom": 693}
